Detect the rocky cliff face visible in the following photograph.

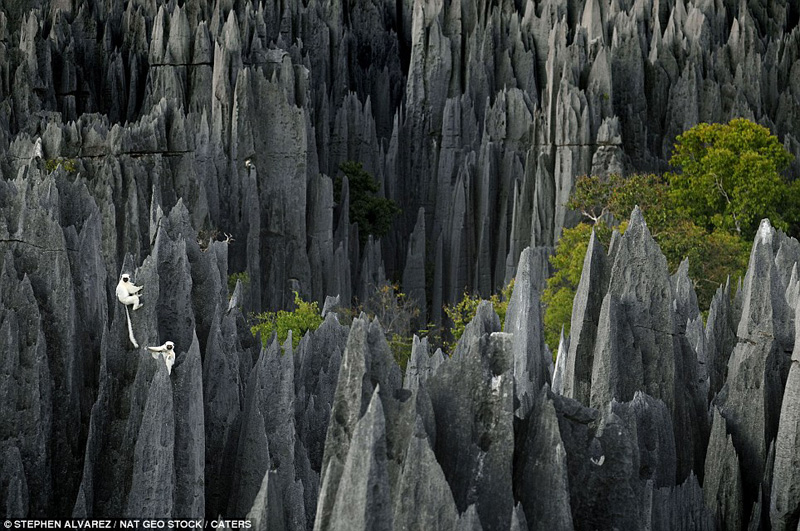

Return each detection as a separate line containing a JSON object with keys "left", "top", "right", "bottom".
{"left": 1, "top": 0, "right": 798, "bottom": 315}
{"left": 1, "top": 0, "right": 800, "bottom": 528}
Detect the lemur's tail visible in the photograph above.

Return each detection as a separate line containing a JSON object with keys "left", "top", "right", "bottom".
{"left": 125, "top": 306, "right": 139, "bottom": 348}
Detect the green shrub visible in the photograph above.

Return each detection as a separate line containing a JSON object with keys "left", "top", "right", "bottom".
{"left": 45, "top": 158, "right": 78, "bottom": 174}
{"left": 443, "top": 291, "right": 482, "bottom": 349}
{"left": 494, "top": 278, "right": 515, "bottom": 327}
{"left": 389, "top": 333, "right": 414, "bottom": 371}
{"left": 443, "top": 279, "right": 515, "bottom": 352}
{"left": 250, "top": 292, "right": 323, "bottom": 349}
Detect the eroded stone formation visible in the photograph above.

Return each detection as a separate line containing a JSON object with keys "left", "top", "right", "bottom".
{"left": 1, "top": 0, "right": 800, "bottom": 529}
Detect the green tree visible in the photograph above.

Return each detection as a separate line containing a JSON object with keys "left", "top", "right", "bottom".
{"left": 335, "top": 161, "right": 402, "bottom": 246}
{"left": 669, "top": 118, "right": 796, "bottom": 239}
{"left": 250, "top": 292, "right": 324, "bottom": 349}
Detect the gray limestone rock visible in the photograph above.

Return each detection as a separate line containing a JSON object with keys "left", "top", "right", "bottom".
{"left": 452, "top": 300, "right": 501, "bottom": 360}
{"left": 505, "top": 247, "right": 551, "bottom": 417}
{"left": 331, "top": 175, "right": 353, "bottom": 308}
{"left": 590, "top": 293, "right": 643, "bottom": 410}
{"left": 705, "top": 279, "right": 737, "bottom": 400}
{"left": 328, "top": 387, "right": 392, "bottom": 531}
{"left": 716, "top": 220, "right": 790, "bottom": 501}
{"left": 227, "top": 346, "right": 272, "bottom": 518}
{"left": 307, "top": 175, "right": 335, "bottom": 305}
{"left": 321, "top": 295, "right": 340, "bottom": 318}
{"left": 153, "top": 204, "right": 196, "bottom": 351}
{"left": 509, "top": 503, "right": 528, "bottom": 531}
{"left": 563, "top": 230, "right": 607, "bottom": 406}
{"left": 229, "top": 336, "right": 305, "bottom": 529}
{"left": 295, "top": 313, "right": 349, "bottom": 476}
{"left": 0, "top": 253, "right": 51, "bottom": 517}
{"left": 703, "top": 408, "right": 744, "bottom": 531}
{"left": 247, "top": 471, "right": 285, "bottom": 531}
{"left": 427, "top": 332, "right": 514, "bottom": 530}
{"left": 770, "top": 307, "right": 800, "bottom": 531}
{"left": 73, "top": 250, "right": 162, "bottom": 518}
{"left": 384, "top": 383, "right": 437, "bottom": 498}
{"left": 203, "top": 306, "right": 247, "bottom": 518}
{"left": 774, "top": 232, "right": 800, "bottom": 291}
{"left": 0, "top": 446, "right": 29, "bottom": 518}
{"left": 458, "top": 505, "right": 484, "bottom": 531}
{"left": 551, "top": 328, "right": 568, "bottom": 395}
{"left": 611, "top": 392, "right": 677, "bottom": 488}
{"left": 0, "top": 174, "right": 80, "bottom": 514}
{"left": 402, "top": 207, "right": 427, "bottom": 327}
{"left": 403, "top": 335, "right": 441, "bottom": 393}
{"left": 126, "top": 367, "right": 175, "bottom": 518}
{"left": 549, "top": 392, "right": 601, "bottom": 525}
{"left": 314, "top": 317, "right": 401, "bottom": 531}
{"left": 514, "top": 385, "right": 574, "bottom": 530}
{"left": 591, "top": 117, "right": 627, "bottom": 176}
{"left": 577, "top": 409, "right": 646, "bottom": 531}
{"left": 650, "top": 473, "right": 714, "bottom": 531}
{"left": 172, "top": 333, "right": 205, "bottom": 519}
{"left": 605, "top": 207, "right": 675, "bottom": 411}
{"left": 785, "top": 264, "right": 800, "bottom": 313}
{"left": 604, "top": 207, "right": 706, "bottom": 481}
{"left": 686, "top": 316, "right": 709, "bottom": 405}
{"left": 357, "top": 236, "right": 387, "bottom": 305}
{"left": 737, "top": 220, "right": 793, "bottom": 351}
{"left": 672, "top": 259, "right": 700, "bottom": 334}
{"left": 2, "top": 0, "right": 800, "bottom": 525}
{"left": 392, "top": 416, "right": 457, "bottom": 530}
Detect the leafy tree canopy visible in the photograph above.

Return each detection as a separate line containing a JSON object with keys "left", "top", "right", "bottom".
{"left": 335, "top": 161, "right": 401, "bottom": 246}
{"left": 669, "top": 118, "right": 797, "bottom": 239}
{"left": 543, "top": 169, "right": 753, "bottom": 353}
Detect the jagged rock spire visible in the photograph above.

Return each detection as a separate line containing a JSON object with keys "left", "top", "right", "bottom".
{"left": 505, "top": 247, "right": 550, "bottom": 416}
{"left": 562, "top": 229, "right": 607, "bottom": 405}
{"left": 715, "top": 219, "right": 791, "bottom": 505}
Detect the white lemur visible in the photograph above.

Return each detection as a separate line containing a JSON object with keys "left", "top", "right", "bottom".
{"left": 146, "top": 341, "right": 175, "bottom": 374}
{"left": 33, "top": 137, "right": 44, "bottom": 160}
{"left": 116, "top": 273, "right": 143, "bottom": 348}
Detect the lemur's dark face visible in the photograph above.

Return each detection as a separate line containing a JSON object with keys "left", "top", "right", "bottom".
{"left": 166, "top": 344, "right": 174, "bottom": 351}
{"left": 122, "top": 275, "right": 130, "bottom": 283}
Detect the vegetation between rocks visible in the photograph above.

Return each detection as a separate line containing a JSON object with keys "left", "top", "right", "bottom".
{"left": 250, "top": 119, "right": 796, "bottom": 363}
{"left": 542, "top": 118, "right": 794, "bottom": 352}
{"left": 45, "top": 157, "right": 78, "bottom": 174}
{"left": 251, "top": 291, "right": 324, "bottom": 349}
{"left": 444, "top": 279, "right": 515, "bottom": 350}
